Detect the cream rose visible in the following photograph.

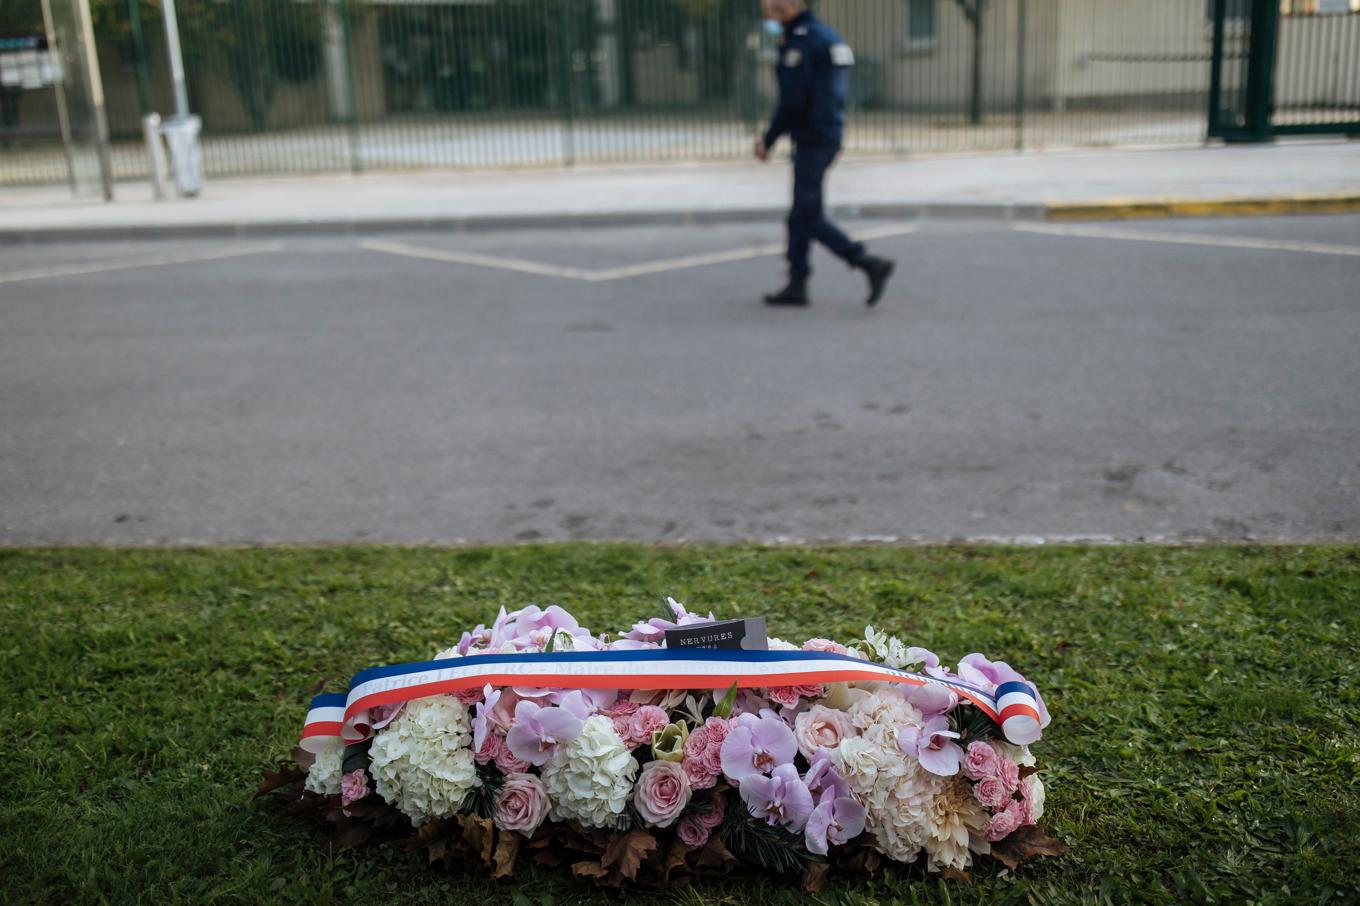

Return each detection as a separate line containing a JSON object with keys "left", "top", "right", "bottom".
{"left": 793, "top": 705, "right": 856, "bottom": 759}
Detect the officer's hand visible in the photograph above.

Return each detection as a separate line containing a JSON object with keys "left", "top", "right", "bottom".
{"left": 754, "top": 140, "right": 769, "bottom": 162}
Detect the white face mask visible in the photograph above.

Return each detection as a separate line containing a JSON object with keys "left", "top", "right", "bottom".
{"left": 763, "top": 18, "right": 784, "bottom": 37}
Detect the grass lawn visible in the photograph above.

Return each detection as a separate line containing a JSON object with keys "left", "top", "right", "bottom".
{"left": 2, "top": 545, "right": 1358, "bottom": 905}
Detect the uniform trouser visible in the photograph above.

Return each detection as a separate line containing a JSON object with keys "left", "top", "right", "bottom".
{"left": 787, "top": 143, "right": 864, "bottom": 281}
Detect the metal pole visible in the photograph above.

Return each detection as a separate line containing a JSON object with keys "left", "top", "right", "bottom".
{"left": 39, "top": 0, "right": 77, "bottom": 195}
{"left": 74, "top": 0, "right": 114, "bottom": 200}
{"left": 339, "top": 0, "right": 362, "bottom": 174}
{"left": 161, "top": 0, "right": 190, "bottom": 119}
{"left": 1014, "top": 0, "right": 1026, "bottom": 151}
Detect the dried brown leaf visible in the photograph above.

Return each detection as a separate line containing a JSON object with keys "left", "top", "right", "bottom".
{"left": 492, "top": 832, "right": 521, "bottom": 879}
{"left": 254, "top": 764, "right": 307, "bottom": 799}
{"left": 694, "top": 834, "right": 737, "bottom": 874}
{"left": 939, "top": 866, "right": 972, "bottom": 885}
{"left": 328, "top": 820, "right": 372, "bottom": 850}
{"left": 533, "top": 848, "right": 563, "bottom": 868}
{"left": 1018, "top": 764, "right": 1041, "bottom": 779}
{"left": 989, "top": 824, "right": 1070, "bottom": 870}
{"left": 601, "top": 828, "right": 657, "bottom": 882}
{"left": 571, "top": 861, "right": 612, "bottom": 882}
{"left": 802, "top": 862, "right": 830, "bottom": 892}
{"left": 290, "top": 746, "right": 316, "bottom": 771}
{"left": 458, "top": 813, "right": 496, "bottom": 866}
{"left": 402, "top": 818, "right": 448, "bottom": 853}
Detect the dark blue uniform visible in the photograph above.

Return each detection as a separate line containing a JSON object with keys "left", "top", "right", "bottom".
{"left": 762, "top": 10, "right": 863, "bottom": 282}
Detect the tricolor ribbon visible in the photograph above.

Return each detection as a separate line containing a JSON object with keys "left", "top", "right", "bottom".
{"left": 299, "top": 649, "right": 1043, "bottom": 752}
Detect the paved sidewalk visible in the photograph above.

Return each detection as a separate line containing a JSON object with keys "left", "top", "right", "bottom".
{"left": 1, "top": 140, "right": 1358, "bottom": 240}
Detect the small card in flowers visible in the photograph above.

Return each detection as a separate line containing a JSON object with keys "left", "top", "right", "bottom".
{"left": 664, "top": 617, "right": 768, "bottom": 650}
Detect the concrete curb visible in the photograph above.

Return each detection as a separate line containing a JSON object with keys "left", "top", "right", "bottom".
{"left": 0, "top": 202, "right": 1046, "bottom": 243}
{"left": 1045, "top": 193, "right": 1360, "bottom": 221}
{"left": 1, "top": 193, "right": 1356, "bottom": 242}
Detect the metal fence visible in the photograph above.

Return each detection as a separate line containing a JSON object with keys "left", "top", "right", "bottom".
{"left": 2, "top": 0, "right": 1357, "bottom": 187}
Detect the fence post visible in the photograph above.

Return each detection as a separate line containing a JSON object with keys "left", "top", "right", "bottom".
{"left": 126, "top": 0, "right": 151, "bottom": 115}
{"left": 1014, "top": 0, "right": 1025, "bottom": 151}
{"left": 339, "top": 0, "right": 362, "bottom": 174}
{"left": 1242, "top": 0, "right": 1279, "bottom": 142}
{"left": 555, "top": 0, "right": 576, "bottom": 167}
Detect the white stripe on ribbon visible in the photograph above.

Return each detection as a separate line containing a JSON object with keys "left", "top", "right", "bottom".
{"left": 299, "top": 651, "right": 1041, "bottom": 752}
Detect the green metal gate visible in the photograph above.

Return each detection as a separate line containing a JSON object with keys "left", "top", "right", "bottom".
{"left": 1210, "top": 0, "right": 1360, "bottom": 141}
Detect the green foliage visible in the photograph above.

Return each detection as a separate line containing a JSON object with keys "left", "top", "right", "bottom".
{"left": 1, "top": 544, "right": 1359, "bottom": 905}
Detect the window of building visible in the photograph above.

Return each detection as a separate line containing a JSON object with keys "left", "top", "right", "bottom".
{"left": 906, "top": 0, "right": 937, "bottom": 48}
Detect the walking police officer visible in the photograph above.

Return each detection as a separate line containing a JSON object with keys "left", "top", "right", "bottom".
{"left": 756, "top": 0, "right": 895, "bottom": 308}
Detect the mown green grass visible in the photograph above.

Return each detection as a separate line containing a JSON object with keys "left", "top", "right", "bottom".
{"left": 2, "top": 545, "right": 1358, "bottom": 905}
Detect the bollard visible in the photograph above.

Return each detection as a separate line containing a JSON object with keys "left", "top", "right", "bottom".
{"left": 142, "top": 112, "right": 168, "bottom": 199}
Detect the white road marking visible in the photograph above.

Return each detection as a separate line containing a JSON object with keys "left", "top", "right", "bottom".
{"left": 360, "top": 223, "right": 919, "bottom": 282}
{"left": 1014, "top": 222, "right": 1360, "bottom": 258}
{"left": 0, "top": 243, "right": 287, "bottom": 285}
{"left": 359, "top": 239, "right": 593, "bottom": 280}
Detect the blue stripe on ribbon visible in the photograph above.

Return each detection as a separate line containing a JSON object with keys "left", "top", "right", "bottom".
{"left": 346, "top": 648, "right": 993, "bottom": 698}
{"left": 995, "top": 680, "right": 1036, "bottom": 700}
{"left": 309, "top": 692, "right": 348, "bottom": 710}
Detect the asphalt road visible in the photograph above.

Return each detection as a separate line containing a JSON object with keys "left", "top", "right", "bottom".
{"left": 2, "top": 214, "right": 1357, "bottom": 544}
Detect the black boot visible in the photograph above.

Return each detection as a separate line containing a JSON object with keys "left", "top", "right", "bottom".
{"left": 857, "top": 255, "right": 896, "bottom": 307}
{"left": 763, "top": 278, "right": 809, "bottom": 307}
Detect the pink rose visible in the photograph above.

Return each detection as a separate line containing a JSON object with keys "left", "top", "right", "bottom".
{"left": 676, "top": 814, "right": 710, "bottom": 849}
{"left": 803, "top": 638, "right": 851, "bottom": 656}
{"left": 972, "top": 776, "right": 1009, "bottom": 809}
{"left": 997, "top": 757, "right": 1021, "bottom": 794}
{"left": 475, "top": 730, "right": 504, "bottom": 765}
{"left": 612, "top": 715, "right": 634, "bottom": 742}
{"left": 340, "top": 769, "right": 369, "bottom": 815}
{"left": 494, "top": 740, "right": 531, "bottom": 775}
{"left": 701, "top": 743, "right": 724, "bottom": 775}
{"left": 683, "top": 756, "right": 718, "bottom": 790}
{"left": 629, "top": 706, "right": 669, "bottom": 748}
{"left": 494, "top": 772, "right": 550, "bottom": 836}
{"left": 984, "top": 801, "right": 1025, "bottom": 842}
{"left": 766, "top": 686, "right": 802, "bottom": 708}
{"left": 962, "top": 740, "right": 1000, "bottom": 781}
{"left": 454, "top": 687, "right": 484, "bottom": 705}
{"left": 793, "top": 705, "right": 855, "bottom": 759}
{"left": 696, "top": 796, "right": 725, "bottom": 830}
{"left": 704, "top": 717, "right": 730, "bottom": 740}
{"left": 602, "top": 696, "right": 638, "bottom": 718}
{"left": 634, "top": 760, "right": 692, "bottom": 828}
{"left": 684, "top": 726, "right": 711, "bottom": 759}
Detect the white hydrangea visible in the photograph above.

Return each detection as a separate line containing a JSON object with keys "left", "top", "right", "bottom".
{"left": 922, "top": 776, "right": 990, "bottom": 873}
{"left": 369, "top": 695, "right": 479, "bottom": 826}
{"left": 303, "top": 737, "right": 345, "bottom": 795}
{"left": 837, "top": 692, "right": 943, "bottom": 864}
{"left": 542, "top": 715, "right": 638, "bottom": 829}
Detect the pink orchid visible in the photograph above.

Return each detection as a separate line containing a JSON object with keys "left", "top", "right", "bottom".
{"left": 720, "top": 714, "right": 797, "bottom": 782}
{"left": 804, "top": 791, "right": 866, "bottom": 855}
{"left": 739, "top": 763, "right": 814, "bottom": 832}
{"left": 505, "top": 700, "right": 583, "bottom": 766}
{"left": 898, "top": 715, "right": 965, "bottom": 776}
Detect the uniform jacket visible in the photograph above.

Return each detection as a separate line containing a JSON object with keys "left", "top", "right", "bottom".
{"left": 762, "top": 10, "right": 854, "bottom": 150}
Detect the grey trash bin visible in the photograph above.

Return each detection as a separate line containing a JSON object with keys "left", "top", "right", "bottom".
{"left": 160, "top": 115, "right": 204, "bottom": 197}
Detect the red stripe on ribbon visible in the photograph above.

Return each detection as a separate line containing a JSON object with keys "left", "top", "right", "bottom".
{"left": 301, "top": 721, "right": 344, "bottom": 738}
{"left": 999, "top": 702, "right": 1040, "bottom": 723}
{"left": 343, "top": 669, "right": 1001, "bottom": 726}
